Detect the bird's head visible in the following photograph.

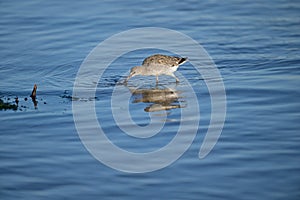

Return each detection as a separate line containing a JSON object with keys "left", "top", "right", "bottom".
{"left": 125, "top": 66, "right": 143, "bottom": 83}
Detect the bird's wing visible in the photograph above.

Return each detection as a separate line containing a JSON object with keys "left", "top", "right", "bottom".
{"left": 142, "top": 54, "right": 187, "bottom": 67}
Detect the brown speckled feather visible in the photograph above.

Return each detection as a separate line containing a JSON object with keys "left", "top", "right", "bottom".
{"left": 142, "top": 54, "right": 187, "bottom": 67}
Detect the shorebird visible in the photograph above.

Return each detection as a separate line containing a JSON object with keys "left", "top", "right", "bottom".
{"left": 125, "top": 54, "right": 188, "bottom": 84}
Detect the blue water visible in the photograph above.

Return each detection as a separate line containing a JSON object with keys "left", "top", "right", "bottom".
{"left": 1, "top": 0, "right": 300, "bottom": 199}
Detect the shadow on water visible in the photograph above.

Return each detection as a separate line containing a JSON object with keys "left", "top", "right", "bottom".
{"left": 127, "top": 85, "right": 185, "bottom": 113}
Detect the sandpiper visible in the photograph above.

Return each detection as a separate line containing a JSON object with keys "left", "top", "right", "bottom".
{"left": 125, "top": 54, "right": 188, "bottom": 84}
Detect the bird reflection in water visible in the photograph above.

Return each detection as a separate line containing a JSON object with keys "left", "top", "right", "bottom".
{"left": 128, "top": 86, "right": 185, "bottom": 112}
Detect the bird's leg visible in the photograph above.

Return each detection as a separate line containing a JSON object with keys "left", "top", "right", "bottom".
{"left": 156, "top": 76, "right": 159, "bottom": 84}
{"left": 170, "top": 73, "right": 180, "bottom": 83}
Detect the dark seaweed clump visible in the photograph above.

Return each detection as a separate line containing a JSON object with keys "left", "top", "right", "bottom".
{"left": 0, "top": 98, "right": 18, "bottom": 110}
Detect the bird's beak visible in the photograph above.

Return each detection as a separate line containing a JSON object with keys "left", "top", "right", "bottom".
{"left": 125, "top": 72, "right": 135, "bottom": 84}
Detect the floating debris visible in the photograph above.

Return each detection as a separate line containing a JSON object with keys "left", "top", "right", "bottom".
{"left": 30, "top": 84, "right": 37, "bottom": 99}
{"left": 0, "top": 84, "right": 43, "bottom": 111}
{"left": 15, "top": 97, "right": 19, "bottom": 105}
{"left": 60, "top": 94, "right": 73, "bottom": 100}
{"left": 0, "top": 99, "right": 18, "bottom": 111}
{"left": 30, "top": 84, "right": 38, "bottom": 109}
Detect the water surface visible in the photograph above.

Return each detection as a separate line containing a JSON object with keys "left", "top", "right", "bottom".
{"left": 1, "top": 0, "right": 300, "bottom": 199}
